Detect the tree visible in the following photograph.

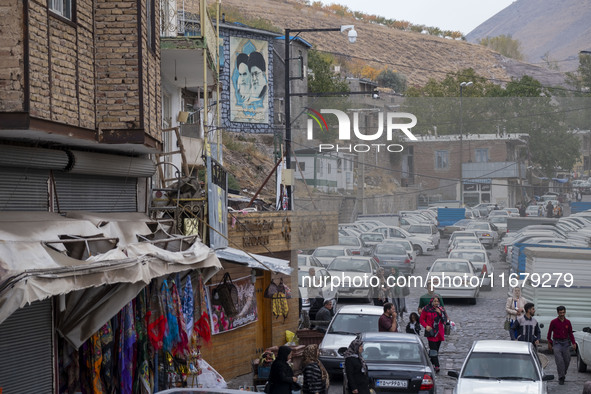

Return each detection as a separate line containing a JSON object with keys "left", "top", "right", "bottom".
{"left": 376, "top": 69, "right": 407, "bottom": 93}
{"left": 566, "top": 52, "right": 591, "bottom": 91}
{"left": 479, "top": 35, "right": 524, "bottom": 61}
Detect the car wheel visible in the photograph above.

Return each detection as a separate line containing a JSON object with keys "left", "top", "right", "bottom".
{"left": 578, "top": 348, "right": 587, "bottom": 372}
{"left": 414, "top": 245, "right": 423, "bottom": 256}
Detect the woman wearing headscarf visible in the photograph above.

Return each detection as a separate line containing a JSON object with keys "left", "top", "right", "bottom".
{"left": 302, "top": 344, "right": 329, "bottom": 394}
{"left": 505, "top": 287, "right": 527, "bottom": 340}
{"left": 268, "top": 346, "right": 297, "bottom": 394}
{"left": 344, "top": 338, "right": 370, "bottom": 394}
{"left": 419, "top": 296, "right": 448, "bottom": 373}
{"left": 387, "top": 267, "right": 408, "bottom": 320}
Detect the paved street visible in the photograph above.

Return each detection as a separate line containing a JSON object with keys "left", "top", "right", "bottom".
{"left": 328, "top": 234, "right": 591, "bottom": 393}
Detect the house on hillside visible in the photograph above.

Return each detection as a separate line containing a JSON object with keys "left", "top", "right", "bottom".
{"left": 293, "top": 148, "right": 355, "bottom": 192}
{"left": 396, "top": 133, "right": 529, "bottom": 207}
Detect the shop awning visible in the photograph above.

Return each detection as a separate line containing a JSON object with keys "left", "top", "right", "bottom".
{"left": 0, "top": 211, "right": 222, "bottom": 347}
{"left": 215, "top": 247, "right": 292, "bottom": 275}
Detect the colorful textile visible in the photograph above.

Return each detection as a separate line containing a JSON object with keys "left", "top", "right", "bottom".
{"left": 134, "top": 288, "right": 153, "bottom": 394}
{"left": 182, "top": 276, "right": 195, "bottom": 338}
{"left": 171, "top": 281, "right": 190, "bottom": 356}
{"left": 119, "top": 302, "right": 137, "bottom": 394}
{"left": 147, "top": 282, "right": 167, "bottom": 350}
{"left": 99, "top": 321, "right": 114, "bottom": 394}
{"left": 162, "top": 280, "right": 180, "bottom": 352}
{"left": 89, "top": 332, "right": 104, "bottom": 393}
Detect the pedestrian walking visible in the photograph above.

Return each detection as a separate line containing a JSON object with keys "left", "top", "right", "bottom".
{"left": 372, "top": 268, "right": 387, "bottom": 306}
{"left": 547, "top": 306, "right": 577, "bottom": 385}
{"left": 378, "top": 302, "right": 397, "bottom": 332}
{"left": 302, "top": 344, "right": 329, "bottom": 394}
{"left": 420, "top": 296, "right": 448, "bottom": 373}
{"left": 314, "top": 299, "right": 334, "bottom": 332}
{"left": 519, "top": 204, "right": 526, "bottom": 217}
{"left": 268, "top": 346, "right": 298, "bottom": 394}
{"left": 344, "top": 338, "right": 370, "bottom": 394}
{"left": 505, "top": 287, "right": 527, "bottom": 340}
{"left": 387, "top": 267, "right": 408, "bottom": 320}
{"left": 418, "top": 279, "right": 444, "bottom": 315}
{"left": 513, "top": 303, "right": 541, "bottom": 346}
{"left": 405, "top": 312, "right": 421, "bottom": 335}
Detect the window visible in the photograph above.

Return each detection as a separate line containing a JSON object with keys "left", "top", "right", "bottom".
{"left": 436, "top": 150, "right": 449, "bottom": 169}
{"left": 475, "top": 148, "right": 489, "bottom": 163}
{"left": 298, "top": 162, "right": 306, "bottom": 171}
{"left": 49, "top": 0, "right": 72, "bottom": 19}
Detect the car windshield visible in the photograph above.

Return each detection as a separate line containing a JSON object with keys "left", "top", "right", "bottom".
{"left": 375, "top": 245, "right": 406, "bottom": 255}
{"left": 328, "top": 313, "right": 380, "bottom": 335}
{"left": 361, "top": 233, "right": 385, "bottom": 243}
{"left": 454, "top": 238, "right": 480, "bottom": 245}
{"left": 461, "top": 352, "right": 539, "bottom": 381}
{"left": 386, "top": 240, "right": 412, "bottom": 251}
{"left": 328, "top": 258, "right": 372, "bottom": 273}
{"left": 362, "top": 342, "right": 423, "bottom": 364}
{"left": 408, "top": 225, "right": 430, "bottom": 234}
{"left": 449, "top": 251, "right": 485, "bottom": 262}
{"left": 467, "top": 223, "right": 489, "bottom": 230}
{"left": 453, "top": 219, "right": 472, "bottom": 226}
{"left": 315, "top": 248, "right": 347, "bottom": 257}
{"left": 432, "top": 261, "right": 471, "bottom": 273}
{"left": 489, "top": 217, "right": 507, "bottom": 224}
{"left": 340, "top": 237, "right": 361, "bottom": 246}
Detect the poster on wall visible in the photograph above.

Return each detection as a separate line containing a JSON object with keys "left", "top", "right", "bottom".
{"left": 206, "top": 275, "right": 258, "bottom": 334}
{"left": 230, "top": 37, "right": 269, "bottom": 123}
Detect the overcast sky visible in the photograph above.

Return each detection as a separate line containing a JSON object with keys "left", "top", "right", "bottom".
{"left": 315, "top": 0, "right": 516, "bottom": 34}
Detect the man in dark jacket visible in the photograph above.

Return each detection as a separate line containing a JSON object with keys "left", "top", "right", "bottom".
{"left": 314, "top": 299, "right": 334, "bottom": 332}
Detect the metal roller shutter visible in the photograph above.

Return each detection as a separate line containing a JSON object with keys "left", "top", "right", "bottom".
{"left": 0, "top": 300, "right": 53, "bottom": 393}
{"left": 53, "top": 173, "right": 138, "bottom": 212}
{"left": 0, "top": 167, "right": 49, "bottom": 211}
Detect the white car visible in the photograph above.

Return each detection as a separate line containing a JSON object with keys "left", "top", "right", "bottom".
{"left": 383, "top": 238, "right": 416, "bottom": 264}
{"left": 312, "top": 245, "right": 352, "bottom": 267}
{"left": 371, "top": 226, "right": 435, "bottom": 255}
{"left": 448, "top": 249, "right": 493, "bottom": 289}
{"left": 447, "top": 236, "right": 482, "bottom": 254}
{"left": 407, "top": 223, "right": 440, "bottom": 250}
{"left": 427, "top": 258, "right": 480, "bottom": 304}
{"left": 488, "top": 216, "right": 507, "bottom": 237}
{"left": 575, "top": 326, "right": 591, "bottom": 372}
{"left": 465, "top": 221, "right": 500, "bottom": 248}
{"left": 448, "top": 340, "right": 554, "bottom": 393}
{"left": 318, "top": 305, "right": 383, "bottom": 375}
{"left": 327, "top": 256, "right": 379, "bottom": 301}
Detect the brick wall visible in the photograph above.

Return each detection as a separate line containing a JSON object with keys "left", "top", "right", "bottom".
{"left": 0, "top": 0, "right": 25, "bottom": 112}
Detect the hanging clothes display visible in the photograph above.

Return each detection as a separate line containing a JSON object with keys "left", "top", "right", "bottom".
{"left": 118, "top": 302, "right": 136, "bottom": 394}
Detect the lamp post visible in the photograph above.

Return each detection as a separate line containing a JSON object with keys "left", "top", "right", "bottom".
{"left": 284, "top": 25, "right": 356, "bottom": 210}
{"left": 459, "top": 81, "right": 472, "bottom": 207}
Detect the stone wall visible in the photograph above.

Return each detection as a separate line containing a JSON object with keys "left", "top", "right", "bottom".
{"left": 0, "top": 0, "right": 25, "bottom": 112}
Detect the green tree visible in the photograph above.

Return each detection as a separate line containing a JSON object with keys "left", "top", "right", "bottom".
{"left": 479, "top": 35, "right": 524, "bottom": 61}
{"left": 566, "top": 52, "right": 591, "bottom": 91}
{"left": 376, "top": 69, "right": 407, "bottom": 93}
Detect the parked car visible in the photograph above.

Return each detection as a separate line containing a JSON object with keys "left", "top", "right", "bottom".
{"left": 448, "top": 230, "right": 479, "bottom": 247}
{"left": 312, "top": 245, "right": 352, "bottom": 267}
{"left": 472, "top": 203, "right": 496, "bottom": 217}
{"left": 371, "top": 226, "right": 435, "bottom": 256}
{"left": 447, "top": 236, "right": 482, "bottom": 254}
{"left": 338, "top": 235, "right": 364, "bottom": 255}
{"left": 488, "top": 209, "right": 509, "bottom": 218}
{"left": 297, "top": 254, "right": 324, "bottom": 269}
{"left": 504, "top": 208, "right": 520, "bottom": 217}
{"left": 525, "top": 205, "right": 542, "bottom": 217}
{"left": 464, "top": 221, "right": 500, "bottom": 248}
{"left": 342, "top": 332, "right": 436, "bottom": 394}
{"left": 442, "top": 219, "right": 474, "bottom": 238}
{"left": 318, "top": 305, "right": 383, "bottom": 375}
{"left": 574, "top": 326, "right": 591, "bottom": 372}
{"left": 383, "top": 238, "right": 417, "bottom": 265}
{"left": 407, "top": 223, "right": 440, "bottom": 250}
{"left": 426, "top": 258, "right": 480, "bottom": 304}
{"left": 448, "top": 340, "right": 554, "bottom": 393}
{"left": 371, "top": 243, "right": 415, "bottom": 274}
{"left": 359, "top": 232, "right": 386, "bottom": 255}
{"left": 448, "top": 249, "right": 493, "bottom": 289}
{"left": 488, "top": 216, "right": 507, "bottom": 238}
{"left": 327, "top": 256, "right": 379, "bottom": 301}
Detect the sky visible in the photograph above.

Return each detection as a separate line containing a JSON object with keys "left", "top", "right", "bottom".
{"left": 315, "top": 0, "right": 516, "bottom": 35}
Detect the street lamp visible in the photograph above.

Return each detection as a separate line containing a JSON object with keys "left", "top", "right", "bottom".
{"left": 459, "top": 81, "right": 472, "bottom": 206}
{"left": 283, "top": 25, "right": 356, "bottom": 210}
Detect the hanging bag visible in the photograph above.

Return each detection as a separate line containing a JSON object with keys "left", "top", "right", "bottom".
{"left": 277, "top": 278, "right": 292, "bottom": 299}
{"left": 211, "top": 273, "right": 238, "bottom": 317}
{"left": 264, "top": 279, "right": 279, "bottom": 298}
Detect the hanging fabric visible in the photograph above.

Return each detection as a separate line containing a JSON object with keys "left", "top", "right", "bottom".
{"left": 134, "top": 288, "right": 152, "bottom": 394}
{"left": 89, "top": 332, "right": 104, "bottom": 393}
{"left": 147, "top": 282, "right": 167, "bottom": 350}
{"left": 162, "top": 280, "right": 180, "bottom": 352}
{"left": 99, "top": 321, "right": 114, "bottom": 394}
{"left": 171, "top": 281, "right": 190, "bottom": 356}
{"left": 182, "top": 276, "right": 195, "bottom": 339}
{"left": 119, "top": 302, "right": 136, "bottom": 394}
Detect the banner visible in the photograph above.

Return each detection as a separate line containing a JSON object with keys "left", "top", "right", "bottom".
{"left": 206, "top": 275, "right": 258, "bottom": 334}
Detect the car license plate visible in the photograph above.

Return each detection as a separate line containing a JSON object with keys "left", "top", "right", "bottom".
{"left": 339, "top": 362, "right": 344, "bottom": 368}
{"left": 375, "top": 379, "right": 408, "bottom": 388}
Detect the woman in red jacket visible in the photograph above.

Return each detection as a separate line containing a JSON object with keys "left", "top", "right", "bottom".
{"left": 419, "top": 297, "right": 448, "bottom": 373}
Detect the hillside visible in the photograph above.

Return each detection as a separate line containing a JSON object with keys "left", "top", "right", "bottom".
{"left": 466, "top": 0, "right": 591, "bottom": 72}
{"left": 217, "top": 0, "right": 568, "bottom": 87}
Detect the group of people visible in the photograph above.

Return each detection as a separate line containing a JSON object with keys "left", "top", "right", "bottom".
{"left": 372, "top": 266, "right": 409, "bottom": 320}
{"left": 506, "top": 287, "right": 577, "bottom": 385}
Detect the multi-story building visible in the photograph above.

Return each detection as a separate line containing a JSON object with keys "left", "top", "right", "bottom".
{"left": 397, "top": 133, "right": 528, "bottom": 207}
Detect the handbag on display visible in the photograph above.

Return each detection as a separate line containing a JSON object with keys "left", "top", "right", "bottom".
{"left": 211, "top": 272, "right": 239, "bottom": 317}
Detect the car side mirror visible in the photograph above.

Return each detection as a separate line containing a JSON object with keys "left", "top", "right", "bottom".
{"left": 583, "top": 327, "right": 591, "bottom": 333}
{"left": 447, "top": 371, "right": 459, "bottom": 379}
{"left": 338, "top": 347, "right": 348, "bottom": 357}
{"left": 542, "top": 374, "right": 554, "bottom": 381}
